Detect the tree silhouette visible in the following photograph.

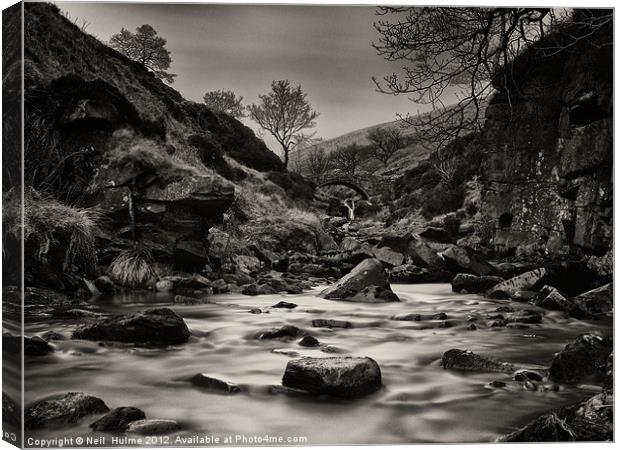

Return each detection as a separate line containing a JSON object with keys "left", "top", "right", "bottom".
{"left": 332, "top": 144, "right": 364, "bottom": 176}
{"left": 373, "top": 8, "right": 612, "bottom": 148}
{"left": 203, "top": 90, "right": 245, "bottom": 118}
{"left": 367, "top": 127, "right": 405, "bottom": 166}
{"left": 249, "top": 80, "right": 319, "bottom": 169}
{"left": 110, "top": 24, "right": 176, "bottom": 83}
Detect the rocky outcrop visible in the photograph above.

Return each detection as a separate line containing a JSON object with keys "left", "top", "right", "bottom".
{"left": 282, "top": 357, "right": 382, "bottom": 397}
{"left": 479, "top": 19, "right": 612, "bottom": 259}
{"left": 320, "top": 258, "right": 399, "bottom": 303}
{"left": 72, "top": 308, "right": 190, "bottom": 345}
{"left": 25, "top": 392, "right": 109, "bottom": 430}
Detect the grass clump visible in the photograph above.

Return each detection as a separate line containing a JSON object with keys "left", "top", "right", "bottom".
{"left": 3, "top": 189, "right": 101, "bottom": 273}
{"left": 108, "top": 247, "right": 158, "bottom": 288}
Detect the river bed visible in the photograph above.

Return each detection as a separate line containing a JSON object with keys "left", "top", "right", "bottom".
{"left": 24, "top": 283, "right": 611, "bottom": 445}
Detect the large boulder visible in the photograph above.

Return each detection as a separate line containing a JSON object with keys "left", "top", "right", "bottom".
{"left": 320, "top": 258, "right": 399, "bottom": 303}
{"left": 282, "top": 357, "right": 382, "bottom": 397}
{"left": 25, "top": 392, "right": 109, "bottom": 430}
{"left": 549, "top": 334, "right": 613, "bottom": 383}
{"left": 573, "top": 283, "right": 613, "bottom": 318}
{"left": 372, "top": 246, "right": 404, "bottom": 268}
{"left": 389, "top": 264, "right": 452, "bottom": 283}
{"left": 530, "top": 285, "right": 572, "bottom": 312}
{"left": 488, "top": 268, "right": 547, "bottom": 298}
{"left": 72, "top": 308, "right": 190, "bottom": 345}
{"left": 440, "top": 246, "right": 494, "bottom": 276}
{"left": 451, "top": 274, "right": 504, "bottom": 293}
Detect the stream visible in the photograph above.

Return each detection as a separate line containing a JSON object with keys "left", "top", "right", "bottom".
{"left": 24, "top": 283, "right": 611, "bottom": 445}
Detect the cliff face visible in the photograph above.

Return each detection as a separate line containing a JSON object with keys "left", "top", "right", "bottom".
{"left": 478, "top": 17, "right": 612, "bottom": 270}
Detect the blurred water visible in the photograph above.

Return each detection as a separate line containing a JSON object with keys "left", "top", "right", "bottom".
{"left": 24, "top": 284, "right": 611, "bottom": 445}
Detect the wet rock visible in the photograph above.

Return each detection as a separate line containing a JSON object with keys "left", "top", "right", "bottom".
{"left": 312, "top": 319, "right": 352, "bottom": 329}
{"left": 549, "top": 334, "right": 613, "bottom": 383}
{"left": 241, "top": 284, "right": 259, "bottom": 296}
{"left": 94, "top": 276, "right": 116, "bottom": 294}
{"left": 254, "top": 325, "right": 302, "bottom": 340}
{"left": 320, "top": 258, "right": 399, "bottom": 303}
{"left": 189, "top": 374, "right": 241, "bottom": 393}
{"left": 272, "top": 301, "right": 298, "bottom": 309}
{"left": 505, "top": 310, "right": 543, "bottom": 324}
{"left": 499, "top": 390, "right": 613, "bottom": 441}
{"left": 451, "top": 274, "right": 503, "bottom": 293}
{"left": 59, "top": 308, "right": 103, "bottom": 319}
{"left": 468, "top": 323, "right": 477, "bottom": 330}
{"left": 39, "top": 331, "right": 66, "bottom": 341}
{"left": 441, "top": 349, "right": 515, "bottom": 373}
{"left": 175, "top": 274, "right": 212, "bottom": 291}
{"left": 25, "top": 392, "right": 109, "bottom": 430}
{"left": 531, "top": 285, "right": 570, "bottom": 312}
{"left": 389, "top": 264, "right": 452, "bottom": 283}
{"left": 573, "top": 283, "right": 613, "bottom": 318}
{"left": 3, "top": 334, "right": 54, "bottom": 356}
{"left": 249, "top": 308, "right": 263, "bottom": 314}
{"left": 211, "top": 279, "right": 229, "bottom": 294}
{"left": 513, "top": 369, "right": 544, "bottom": 382}
{"left": 126, "top": 419, "right": 181, "bottom": 435}
{"left": 155, "top": 280, "right": 174, "bottom": 292}
{"left": 511, "top": 290, "right": 537, "bottom": 302}
{"left": 90, "top": 407, "right": 146, "bottom": 432}
{"left": 440, "top": 246, "right": 494, "bottom": 276}
{"left": 173, "top": 295, "right": 211, "bottom": 305}
{"left": 72, "top": 308, "right": 190, "bottom": 345}
{"left": 340, "top": 236, "right": 366, "bottom": 252}
{"left": 489, "top": 380, "right": 507, "bottom": 388}
{"left": 257, "top": 283, "right": 276, "bottom": 295}
{"left": 282, "top": 357, "right": 382, "bottom": 397}
{"left": 488, "top": 268, "right": 546, "bottom": 298}
{"left": 298, "top": 336, "right": 320, "bottom": 347}
{"left": 372, "top": 247, "right": 404, "bottom": 268}
{"left": 391, "top": 312, "right": 447, "bottom": 321}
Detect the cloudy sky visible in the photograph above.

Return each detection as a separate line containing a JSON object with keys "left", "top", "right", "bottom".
{"left": 58, "top": 2, "right": 433, "bottom": 142}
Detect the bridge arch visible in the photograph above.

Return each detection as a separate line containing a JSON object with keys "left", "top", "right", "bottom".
{"left": 316, "top": 179, "right": 371, "bottom": 201}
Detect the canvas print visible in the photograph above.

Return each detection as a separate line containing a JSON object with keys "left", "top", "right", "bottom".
{"left": 2, "top": 2, "right": 614, "bottom": 447}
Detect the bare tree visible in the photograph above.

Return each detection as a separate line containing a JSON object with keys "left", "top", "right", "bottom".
{"left": 372, "top": 8, "right": 612, "bottom": 148}
{"left": 203, "top": 89, "right": 245, "bottom": 118}
{"left": 430, "top": 147, "right": 458, "bottom": 186}
{"left": 332, "top": 144, "right": 364, "bottom": 176}
{"left": 303, "top": 146, "right": 332, "bottom": 183}
{"left": 110, "top": 24, "right": 176, "bottom": 83}
{"left": 248, "top": 80, "right": 319, "bottom": 169}
{"left": 367, "top": 127, "right": 406, "bottom": 166}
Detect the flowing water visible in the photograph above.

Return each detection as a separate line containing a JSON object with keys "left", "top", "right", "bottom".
{"left": 24, "top": 284, "right": 611, "bottom": 445}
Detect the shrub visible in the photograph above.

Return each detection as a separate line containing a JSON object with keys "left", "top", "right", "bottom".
{"left": 3, "top": 189, "right": 101, "bottom": 274}
{"left": 421, "top": 185, "right": 465, "bottom": 218}
{"left": 108, "top": 247, "right": 158, "bottom": 288}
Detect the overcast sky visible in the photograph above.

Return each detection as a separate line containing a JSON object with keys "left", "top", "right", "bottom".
{"left": 58, "top": 2, "right": 434, "bottom": 142}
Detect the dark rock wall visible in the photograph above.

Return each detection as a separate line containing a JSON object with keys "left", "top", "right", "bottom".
{"left": 479, "top": 18, "right": 612, "bottom": 265}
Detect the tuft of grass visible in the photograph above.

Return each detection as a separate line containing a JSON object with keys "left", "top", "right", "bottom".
{"left": 108, "top": 247, "right": 158, "bottom": 289}
{"left": 3, "top": 189, "right": 101, "bottom": 273}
